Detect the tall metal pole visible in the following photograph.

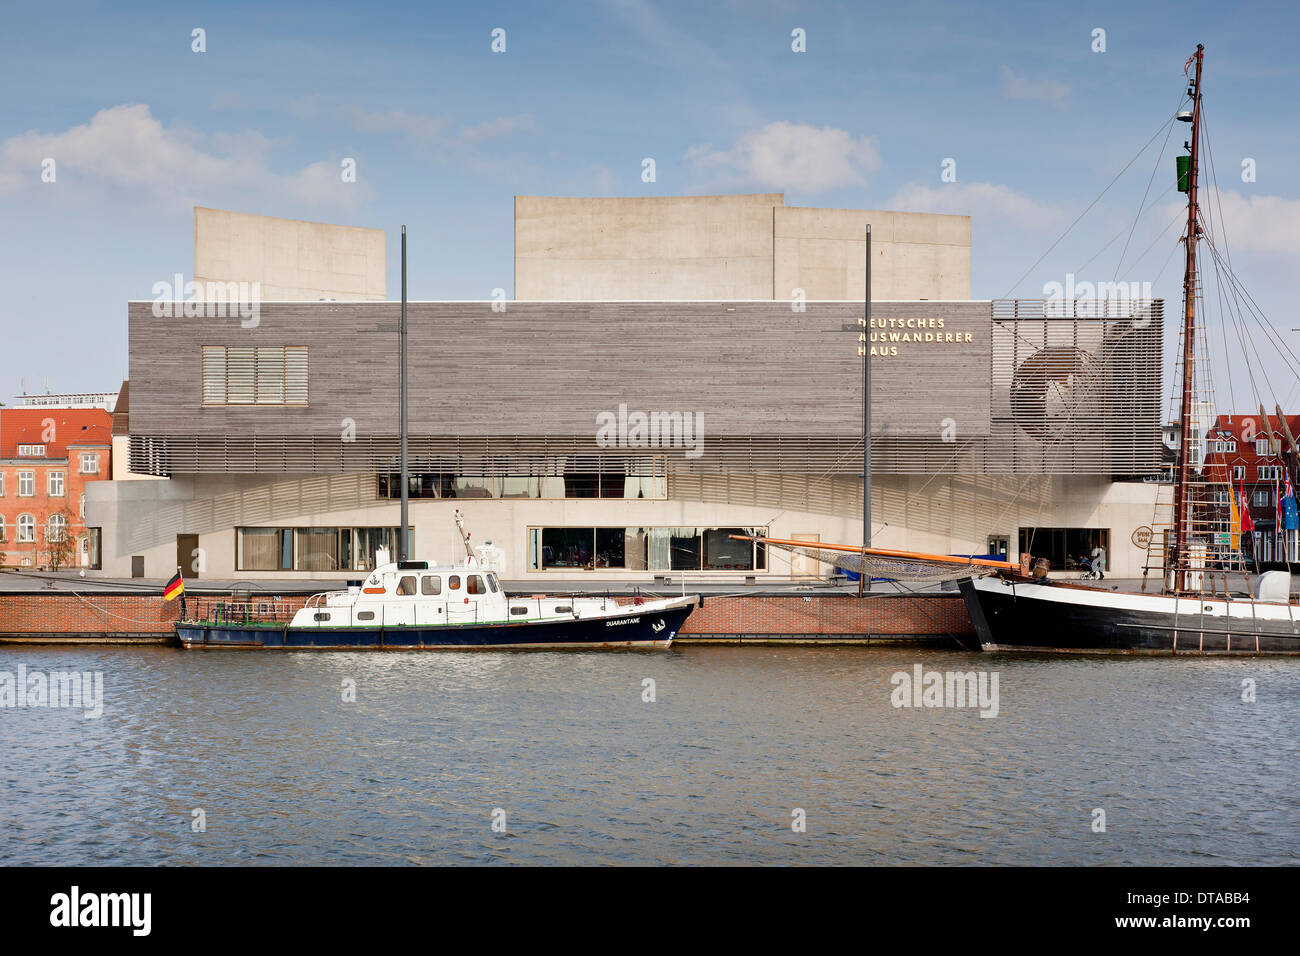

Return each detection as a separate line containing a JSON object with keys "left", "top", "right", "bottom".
{"left": 862, "top": 223, "right": 872, "bottom": 593}
{"left": 400, "top": 225, "right": 409, "bottom": 561}
{"left": 1171, "top": 44, "right": 1204, "bottom": 593}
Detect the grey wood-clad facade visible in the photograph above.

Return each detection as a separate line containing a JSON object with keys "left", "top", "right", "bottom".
{"left": 128, "top": 300, "right": 990, "bottom": 436}
{"left": 125, "top": 299, "right": 1161, "bottom": 476}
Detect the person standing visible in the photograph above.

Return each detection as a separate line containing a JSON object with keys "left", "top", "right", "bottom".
{"left": 1090, "top": 544, "right": 1106, "bottom": 580}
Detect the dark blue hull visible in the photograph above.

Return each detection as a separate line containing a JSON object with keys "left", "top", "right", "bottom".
{"left": 177, "top": 604, "right": 695, "bottom": 650}
{"left": 959, "top": 577, "right": 1300, "bottom": 654}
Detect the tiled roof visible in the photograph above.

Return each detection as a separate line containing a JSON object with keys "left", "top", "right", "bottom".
{"left": 0, "top": 408, "right": 113, "bottom": 459}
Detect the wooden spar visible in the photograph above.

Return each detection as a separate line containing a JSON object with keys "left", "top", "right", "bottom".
{"left": 729, "top": 535, "right": 1018, "bottom": 570}
{"left": 1276, "top": 404, "right": 1297, "bottom": 457}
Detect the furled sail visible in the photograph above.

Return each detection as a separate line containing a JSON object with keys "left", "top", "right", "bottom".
{"left": 730, "top": 535, "right": 1017, "bottom": 584}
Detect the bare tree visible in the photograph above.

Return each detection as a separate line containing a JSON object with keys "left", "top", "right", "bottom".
{"left": 37, "top": 506, "right": 76, "bottom": 571}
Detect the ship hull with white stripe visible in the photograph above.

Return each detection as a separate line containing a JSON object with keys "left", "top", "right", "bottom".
{"left": 959, "top": 575, "right": 1300, "bottom": 654}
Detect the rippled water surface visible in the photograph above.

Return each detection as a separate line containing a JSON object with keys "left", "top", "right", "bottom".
{"left": 1, "top": 644, "right": 1297, "bottom": 865}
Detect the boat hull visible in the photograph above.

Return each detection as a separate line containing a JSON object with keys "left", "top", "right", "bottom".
{"left": 959, "top": 575, "right": 1300, "bottom": 654}
{"left": 177, "top": 601, "right": 696, "bottom": 650}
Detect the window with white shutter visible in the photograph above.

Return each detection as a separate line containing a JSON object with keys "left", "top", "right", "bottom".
{"left": 285, "top": 347, "right": 309, "bottom": 405}
{"left": 201, "top": 346, "right": 306, "bottom": 405}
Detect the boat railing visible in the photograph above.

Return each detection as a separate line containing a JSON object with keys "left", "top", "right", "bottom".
{"left": 182, "top": 597, "right": 297, "bottom": 626}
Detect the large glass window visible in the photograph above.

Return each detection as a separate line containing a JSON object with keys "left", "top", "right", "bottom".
{"left": 238, "top": 528, "right": 292, "bottom": 571}
{"left": 528, "top": 527, "right": 768, "bottom": 572}
{"left": 238, "top": 526, "right": 413, "bottom": 571}
{"left": 1018, "top": 528, "right": 1111, "bottom": 572}
{"left": 377, "top": 460, "right": 666, "bottom": 500}
{"left": 295, "top": 528, "right": 340, "bottom": 571}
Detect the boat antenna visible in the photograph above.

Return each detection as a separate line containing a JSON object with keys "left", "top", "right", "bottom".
{"left": 1171, "top": 43, "right": 1204, "bottom": 593}
{"left": 452, "top": 509, "right": 475, "bottom": 563}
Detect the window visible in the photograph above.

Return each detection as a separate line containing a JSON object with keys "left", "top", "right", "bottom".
{"left": 1258, "top": 466, "right": 1283, "bottom": 481}
{"left": 237, "top": 526, "right": 412, "bottom": 571}
{"left": 47, "top": 514, "right": 67, "bottom": 542}
{"left": 1232, "top": 465, "right": 1245, "bottom": 480}
{"left": 396, "top": 575, "right": 417, "bottom": 596}
{"left": 17, "top": 514, "right": 35, "bottom": 543}
{"left": 356, "top": 611, "right": 375, "bottom": 621}
{"left": 1211, "top": 489, "right": 1231, "bottom": 506}
{"left": 1253, "top": 490, "right": 1270, "bottom": 507}
{"left": 1018, "top": 528, "right": 1110, "bottom": 571}
{"left": 528, "top": 526, "right": 770, "bottom": 572}
{"left": 377, "top": 461, "right": 668, "bottom": 501}
{"left": 448, "top": 575, "right": 461, "bottom": 590}
{"left": 202, "top": 345, "right": 308, "bottom": 406}
{"left": 421, "top": 575, "right": 442, "bottom": 595}
{"left": 1256, "top": 438, "right": 1279, "bottom": 456}
{"left": 80, "top": 494, "right": 85, "bottom": 519}
{"left": 79, "top": 453, "right": 98, "bottom": 474}
{"left": 17, "top": 444, "right": 46, "bottom": 457}
{"left": 486, "top": 573, "right": 499, "bottom": 593}
{"left": 0, "top": 516, "right": 5, "bottom": 543}
{"left": 48, "top": 471, "right": 65, "bottom": 497}
{"left": 0, "top": 472, "right": 4, "bottom": 495}
{"left": 468, "top": 575, "right": 486, "bottom": 595}
{"left": 1212, "top": 440, "right": 1236, "bottom": 454}
{"left": 18, "top": 471, "right": 34, "bottom": 496}
{"left": 237, "top": 528, "right": 293, "bottom": 571}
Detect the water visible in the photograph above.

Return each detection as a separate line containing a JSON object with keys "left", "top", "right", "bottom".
{"left": 1, "top": 644, "right": 1297, "bottom": 865}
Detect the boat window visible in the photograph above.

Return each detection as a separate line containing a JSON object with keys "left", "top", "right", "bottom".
{"left": 397, "top": 575, "right": 417, "bottom": 595}
{"left": 510, "top": 607, "right": 529, "bottom": 616}
{"left": 357, "top": 611, "right": 375, "bottom": 621}
{"left": 421, "top": 575, "right": 442, "bottom": 595}
{"left": 468, "top": 575, "right": 486, "bottom": 594}
{"left": 448, "top": 575, "right": 461, "bottom": 590}
{"left": 487, "top": 573, "right": 500, "bottom": 593}
{"left": 314, "top": 612, "right": 331, "bottom": 622}
{"left": 553, "top": 605, "right": 573, "bottom": 614}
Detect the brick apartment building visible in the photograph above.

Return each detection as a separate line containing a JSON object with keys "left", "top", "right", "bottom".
{"left": 1202, "top": 412, "right": 1300, "bottom": 564}
{"left": 0, "top": 408, "right": 112, "bottom": 569}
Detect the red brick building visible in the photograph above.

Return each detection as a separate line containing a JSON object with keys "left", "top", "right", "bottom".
{"left": 1201, "top": 413, "right": 1298, "bottom": 564}
{"left": 0, "top": 408, "right": 112, "bottom": 569}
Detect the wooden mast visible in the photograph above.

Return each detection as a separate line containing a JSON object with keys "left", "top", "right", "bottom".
{"left": 1171, "top": 44, "right": 1204, "bottom": 593}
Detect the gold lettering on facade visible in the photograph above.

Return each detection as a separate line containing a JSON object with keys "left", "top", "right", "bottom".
{"left": 856, "top": 318, "right": 975, "bottom": 358}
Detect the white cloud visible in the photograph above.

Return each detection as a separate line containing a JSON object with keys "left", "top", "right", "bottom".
{"left": 337, "top": 106, "right": 448, "bottom": 145}
{"left": 457, "top": 114, "right": 537, "bottom": 146}
{"left": 0, "top": 103, "right": 363, "bottom": 211}
{"left": 888, "top": 181, "right": 1060, "bottom": 231}
{"left": 1185, "top": 188, "right": 1300, "bottom": 259}
{"left": 1000, "top": 65, "right": 1070, "bottom": 111}
{"left": 686, "top": 121, "right": 880, "bottom": 193}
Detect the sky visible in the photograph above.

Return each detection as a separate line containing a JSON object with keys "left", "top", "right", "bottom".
{"left": 2, "top": 0, "right": 1299, "bottom": 410}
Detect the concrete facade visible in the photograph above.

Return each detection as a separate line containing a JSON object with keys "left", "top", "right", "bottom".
{"left": 194, "top": 207, "right": 386, "bottom": 301}
{"left": 84, "top": 471, "right": 1160, "bottom": 580}
{"left": 514, "top": 194, "right": 969, "bottom": 301}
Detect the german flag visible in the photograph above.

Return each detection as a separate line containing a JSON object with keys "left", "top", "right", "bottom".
{"left": 163, "top": 570, "right": 185, "bottom": 602}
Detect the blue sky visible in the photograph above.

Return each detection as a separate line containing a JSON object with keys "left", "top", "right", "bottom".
{"left": 3, "top": 0, "right": 1299, "bottom": 408}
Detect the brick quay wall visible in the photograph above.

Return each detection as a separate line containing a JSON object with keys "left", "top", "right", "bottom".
{"left": 0, "top": 590, "right": 972, "bottom": 645}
